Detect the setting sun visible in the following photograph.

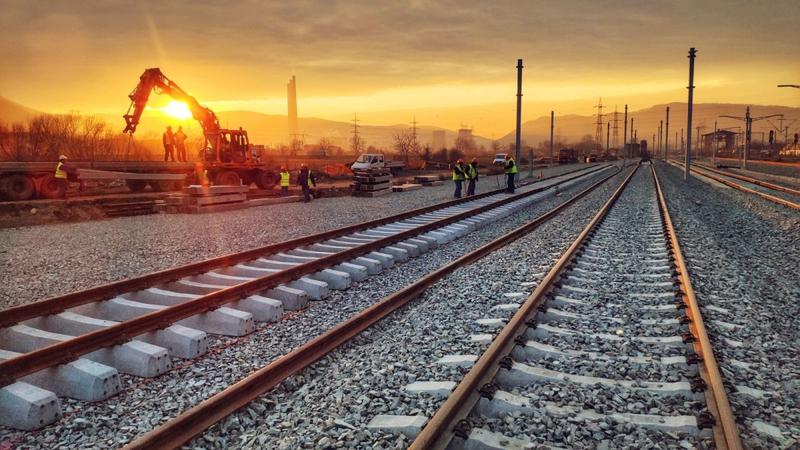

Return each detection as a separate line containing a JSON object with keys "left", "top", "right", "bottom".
{"left": 162, "top": 100, "right": 192, "bottom": 120}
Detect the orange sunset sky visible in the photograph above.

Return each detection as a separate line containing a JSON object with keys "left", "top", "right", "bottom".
{"left": 1, "top": 0, "right": 798, "bottom": 136}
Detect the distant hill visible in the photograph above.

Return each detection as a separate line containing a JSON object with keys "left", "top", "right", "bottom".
{"left": 0, "top": 96, "right": 39, "bottom": 124}
{"left": 499, "top": 103, "right": 800, "bottom": 148}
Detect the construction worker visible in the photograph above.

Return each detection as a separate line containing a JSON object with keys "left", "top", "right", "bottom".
{"left": 162, "top": 126, "right": 175, "bottom": 162}
{"left": 54, "top": 155, "right": 70, "bottom": 198}
{"left": 466, "top": 158, "right": 479, "bottom": 196}
{"left": 297, "top": 163, "right": 316, "bottom": 203}
{"left": 174, "top": 126, "right": 187, "bottom": 162}
{"left": 504, "top": 154, "right": 518, "bottom": 193}
{"left": 452, "top": 159, "right": 466, "bottom": 198}
{"left": 194, "top": 162, "right": 209, "bottom": 186}
{"left": 279, "top": 166, "right": 290, "bottom": 196}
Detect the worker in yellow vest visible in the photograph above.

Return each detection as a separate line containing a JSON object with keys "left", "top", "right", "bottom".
{"left": 452, "top": 159, "right": 466, "bottom": 198}
{"left": 504, "top": 154, "right": 518, "bottom": 193}
{"left": 54, "top": 155, "right": 70, "bottom": 198}
{"left": 279, "top": 166, "right": 290, "bottom": 196}
{"left": 465, "top": 158, "right": 479, "bottom": 196}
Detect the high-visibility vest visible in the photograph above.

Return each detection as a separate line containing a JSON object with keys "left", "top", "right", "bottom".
{"left": 280, "top": 171, "right": 290, "bottom": 187}
{"left": 505, "top": 159, "right": 518, "bottom": 174}
{"left": 452, "top": 164, "right": 465, "bottom": 181}
{"left": 466, "top": 165, "right": 477, "bottom": 180}
{"left": 55, "top": 161, "right": 67, "bottom": 179}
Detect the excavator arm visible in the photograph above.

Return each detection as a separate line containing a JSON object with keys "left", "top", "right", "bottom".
{"left": 122, "top": 68, "right": 220, "bottom": 135}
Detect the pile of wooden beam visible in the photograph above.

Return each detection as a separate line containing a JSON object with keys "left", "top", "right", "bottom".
{"left": 352, "top": 168, "right": 392, "bottom": 197}
{"left": 392, "top": 183, "right": 423, "bottom": 192}
{"left": 414, "top": 175, "right": 444, "bottom": 186}
{"left": 166, "top": 185, "right": 249, "bottom": 213}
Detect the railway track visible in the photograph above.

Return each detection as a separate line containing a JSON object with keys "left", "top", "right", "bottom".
{"left": 0, "top": 164, "right": 613, "bottom": 431}
{"left": 412, "top": 163, "right": 742, "bottom": 449}
{"left": 669, "top": 160, "right": 800, "bottom": 210}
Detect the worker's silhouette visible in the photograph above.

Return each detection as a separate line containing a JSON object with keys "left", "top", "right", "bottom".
{"left": 163, "top": 126, "right": 176, "bottom": 162}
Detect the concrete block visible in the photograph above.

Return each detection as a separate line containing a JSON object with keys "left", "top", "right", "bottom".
{"left": 265, "top": 285, "right": 308, "bottom": 310}
{"left": 137, "top": 324, "right": 208, "bottom": 359}
{"left": 404, "top": 381, "right": 456, "bottom": 398}
{"left": 334, "top": 262, "right": 369, "bottom": 282}
{"left": 406, "top": 237, "right": 433, "bottom": 251}
{"left": 0, "top": 349, "right": 121, "bottom": 402}
{"left": 162, "top": 279, "right": 225, "bottom": 295}
{"left": 353, "top": 256, "right": 382, "bottom": 275}
{"left": 25, "top": 311, "right": 118, "bottom": 336}
{"left": 395, "top": 241, "right": 420, "bottom": 257}
{"left": 325, "top": 239, "right": 360, "bottom": 248}
{"left": 309, "top": 243, "right": 350, "bottom": 253}
{"left": 470, "top": 334, "right": 494, "bottom": 343}
{"left": 436, "top": 354, "right": 478, "bottom": 368}
{"left": 421, "top": 230, "right": 449, "bottom": 245}
{"left": 337, "top": 236, "right": 374, "bottom": 244}
{"left": 271, "top": 252, "right": 317, "bottom": 264}
{"left": 310, "top": 268, "right": 351, "bottom": 290}
{"left": 230, "top": 295, "right": 284, "bottom": 322}
{"left": 462, "top": 428, "right": 534, "bottom": 450}
{"left": 87, "top": 339, "right": 172, "bottom": 378}
{"left": 178, "top": 306, "right": 255, "bottom": 336}
{"left": 288, "top": 277, "right": 330, "bottom": 300}
{"left": 476, "top": 318, "right": 507, "bottom": 328}
{"left": 0, "top": 382, "right": 61, "bottom": 430}
{"left": 366, "top": 414, "right": 428, "bottom": 438}
{"left": 124, "top": 287, "right": 199, "bottom": 306}
{"left": 380, "top": 246, "right": 409, "bottom": 262}
{"left": 367, "top": 251, "right": 394, "bottom": 268}
{"left": 290, "top": 248, "right": 335, "bottom": 258}
{"left": 252, "top": 258, "right": 299, "bottom": 270}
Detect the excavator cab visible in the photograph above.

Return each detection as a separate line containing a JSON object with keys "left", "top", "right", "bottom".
{"left": 203, "top": 129, "right": 250, "bottom": 164}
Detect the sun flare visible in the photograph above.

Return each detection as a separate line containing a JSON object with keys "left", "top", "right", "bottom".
{"left": 162, "top": 100, "right": 192, "bottom": 120}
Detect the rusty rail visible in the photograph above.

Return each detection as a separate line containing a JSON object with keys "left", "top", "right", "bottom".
{"left": 0, "top": 165, "right": 612, "bottom": 386}
{"left": 653, "top": 164, "right": 743, "bottom": 450}
{"left": 696, "top": 163, "right": 800, "bottom": 197}
{"left": 0, "top": 164, "right": 607, "bottom": 330}
{"left": 120, "top": 165, "right": 624, "bottom": 450}
{"left": 409, "top": 163, "right": 640, "bottom": 450}
{"left": 669, "top": 160, "right": 800, "bottom": 210}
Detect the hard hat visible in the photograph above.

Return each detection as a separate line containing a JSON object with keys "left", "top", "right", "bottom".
{"left": 471, "top": 158, "right": 478, "bottom": 163}
{"left": 281, "top": 166, "right": 287, "bottom": 171}
{"left": 301, "top": 163, "right": 308, "bottom": 169}
{"left": 59, "top": 155, "right": 68, "bottom": 160}
{"left": 457, "top": 159, "right": 464, "bottom": 163}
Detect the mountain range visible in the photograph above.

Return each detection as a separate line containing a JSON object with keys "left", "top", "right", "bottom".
{"left": 2, "top": 95, "right": 797, "bottom": 150}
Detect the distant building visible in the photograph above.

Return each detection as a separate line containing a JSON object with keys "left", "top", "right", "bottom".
{"left": 702, "top": 130, "right": 737, "bottom": 154}
{"left": 431, "top": 130, "right": 446, "bottom": 150}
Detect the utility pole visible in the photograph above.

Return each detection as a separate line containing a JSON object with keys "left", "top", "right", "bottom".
{"left": 612, "top": 105, "right": 620, "bottom": 149}
{"left": 515, "top": 59, "right": 523, "bottom": 173}
{"left": 410, "top": 116, "right": 419, "bottom": 158}
{"left": 720, "top": 107, "right": 783, "bottom": 170}
{"left": 664, "top": 106, "right": 670, "bottom": 161}
{"left": 594, "top": 98, "right": 605, "bottom": 154}
{"left": 606, "top": 122, "right": 610, "bottom": 153}
{"left": 351, "top": 113, "right": 361, "bottom": 155}
{"left": 549, "top": 111, "right": 555, "bottom": 163}
{"left": 712, "top": 120, "right": 717, "bottom": 165}
{"left": 630, "top": 118, "right": 634, "bottom": 157}
{"left": 652, "top": 133, "right": 656, "bottom": 159}
{"left": 695, "top": 126, "right": 703, "bottom": 160}
{"left": 658, "top": 120, "right": 663, "bottom": 160}
{"left": 685, "top": 47, "right": 697, "bottom": 180}
{"left": 623, "top": 104, "right": 628, "bottom": 159}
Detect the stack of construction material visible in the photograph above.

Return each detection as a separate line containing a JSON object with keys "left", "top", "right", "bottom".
{"left": 167, "top": 185, "right": 249, "bottom": 213}
{"left": 101, "top": 199, "right": 163, "bottom": 217}
{"left": 352, "top": 168, "right": 392, "bottom": 197}
{"left": 414, "top": 175, "right": 444, "bottom": 187}
{"left": 392, "top": 183, "right": 423, "bottom": 192}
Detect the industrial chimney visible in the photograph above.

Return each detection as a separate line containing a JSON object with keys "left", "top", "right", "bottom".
{"left": 287, "top": 75, "right": 298, "bottom": 140}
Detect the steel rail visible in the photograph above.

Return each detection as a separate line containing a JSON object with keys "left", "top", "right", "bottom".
{"left": 409, "top": 163, "right": 640, "bottom": 450}
{"left": 120, "top": 165, "right": 625, "bottom": 450}
{"left": 0, "top": 165, "right": 612, "bottom": 386}
{"left": 652, "top": 165, "right": 743, "bottom": 450}
{"left": 0, "top": 164, "right": 606, "bottom": 330}
{"left": 687, "top": 164, "right": 800, "bottom": 210}
{"left": 694, "top": 163, "right": 800, "bottom": 196}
